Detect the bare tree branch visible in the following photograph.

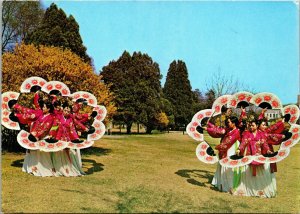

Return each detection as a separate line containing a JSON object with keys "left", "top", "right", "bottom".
{"left": 206, "top": 68, "right": 254, "bottom": 97}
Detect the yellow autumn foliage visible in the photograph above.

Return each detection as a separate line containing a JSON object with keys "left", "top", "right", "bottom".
{"left": 155, "top": 112, "right": 169, "bottom": 128}
{"left": 2, "top": 43, "right": 116, "bottom": 119}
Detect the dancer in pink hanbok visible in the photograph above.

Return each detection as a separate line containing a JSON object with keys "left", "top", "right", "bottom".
{"left": 233, "top": 119, "right": 276, "bottom": 197}
{"left": 9, "top": 92, "right": 43, "bottom": 128}
{"left": 204, "top": 116, "right": 241, "bottom": 192}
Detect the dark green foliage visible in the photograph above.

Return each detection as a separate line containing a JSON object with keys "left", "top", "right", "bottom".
{"left": 101, "top": 51, "right": 162, "bottom": 134}
{"left": 204, "top": 89, "right": 216, "bottom": 109}
{"left": 163, "top": 60, "right": 194, "bottom": 128}
{"left": 24, "top": 3, "right": 91, "bottom": 64}
{"left": 191, "top": 89, "right": 207, "bottom": 113}
{"left": 1, "top": 126, "right": 26, "bottom": 153}
{"left": 2, "top": 1, "right": 44, "bottom": 52}
{"left": 160, "top": 97, "right": 175, "bottom": 129}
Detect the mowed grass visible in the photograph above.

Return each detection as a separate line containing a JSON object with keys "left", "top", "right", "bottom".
{"left": 2, "top": 132, "right": 300, "bottom": 213}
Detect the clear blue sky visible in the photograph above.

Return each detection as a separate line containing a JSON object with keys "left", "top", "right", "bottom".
{"left": 42, "top": 1, "right": 299, "bottom": 104}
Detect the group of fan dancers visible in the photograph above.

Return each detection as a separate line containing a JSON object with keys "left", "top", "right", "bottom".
{"left": 9, "top": 88, "right": 96, "bottom": 144}
{"left": 199, "top": 106, "right": 292, "bottom": 197}
{"left": 8, "top": 88, "right": 97, "bottom": 176}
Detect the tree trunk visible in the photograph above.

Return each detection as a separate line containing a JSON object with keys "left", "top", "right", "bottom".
{"left": 137, "top": 122, "right": 140, "bottom": 133}
{"left": 145, "top": 125, "right": 153, "bottom": 134}
{"left": 126, "top": 122, "right": 132, "bottom": 134}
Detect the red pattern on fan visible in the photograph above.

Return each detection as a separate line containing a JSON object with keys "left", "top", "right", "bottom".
{"left": 211, "top": 95, "right": 231, "bottom": 116}
{"left": 37, "top": 139, "right": 68, "bottom": 152}
{"left": 1, "top": 92, "right": 21, "bottom": 130}
{"left": 228, "top": 91, "right": 254, "bottom": 108}
{"left": 41, "top": 81, "right": 71, "bottom": 96}
{"left": 20, "top": 76, "right": 47, "bottom": 93}
{"left": 2, "top": 76, "right": 107, "bottom": 152}
{"left": 186, "top": 109, "right": 213, "bottom": 142}
{"left": 219, "top": 155, "right": 254, "bottom": 168}
{"left": 17, "top": 130, "right": 38, "bottom": 150}
{"left": 283, "top": 105, "right": 300, "bottom": 124}
{"left": 70, "top": 91, "right": 97, "bottom": 107}
{"left": 195, "top": 142, "right": 219, "bottom": 164}
{"left": 253, "top": 148, "right": 290, "bottom": 164}
{"left": 250, "top": 92, "right": 282, "bottom": 109}
{"left": 93, "top": 105, "right": 107, "bottom": 122}
{"left": 87, "top": 121, "right": 105, "bottom": 141}
{"left": 279, "top": 124, "right": 300, "bottom": 149}
{"left": 187, "top": 91, "right": 299, "bottom": 166}
{"left": 67, "top": 140, "right": 94, "bottom": 149}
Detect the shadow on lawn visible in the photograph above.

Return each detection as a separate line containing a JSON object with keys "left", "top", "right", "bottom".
{"left": 11, "top": 158, "right": 104, "bottom": 175}
{"left": 81, "top": 147, "right": 111, "bottom": 156}
{"left": 11, "top": 159, "right": 24, "bottom": 168}
{"left": 82, "top": 158, "right": 104, "bottom": 174}
{"left": 175, "top": 169, "right": 215, "bottom": 188}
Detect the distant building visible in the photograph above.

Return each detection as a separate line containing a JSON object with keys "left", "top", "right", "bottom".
{"left": 263, "top": 109, "right": 281, "bottom": 120}
{"left": 233, "top": 105, "right": 281, "bottom": 120}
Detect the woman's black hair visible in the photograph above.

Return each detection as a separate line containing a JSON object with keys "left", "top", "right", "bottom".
{"left": 248, "top": 118, "right": 258, "bottom": 125}
{"left": 225, "top": 116, "right": 239, "bottom": 127}
{"left": 62, "top": 101, "right": 72, "bottom": 111}
{"left": 38, "top": 98, "right": 44, "bottom": 109}
{"left": 44, "top": 101, "right": 54, "bottom": 113}
{"left": 221, "top": 105, "right": 228, "bottom": 113}
{"left": 258, "top": 118, "right": 268, "bottom": 127}
{"left": 76, "top": 98, "right": 88, "bottom": 105}
{"left": 53, "top": 100, "right": 61, "bottom": 108}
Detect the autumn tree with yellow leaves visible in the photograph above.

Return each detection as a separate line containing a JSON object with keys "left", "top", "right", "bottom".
{"left": 2, "top": 43, "right": 116, "bottom": 119}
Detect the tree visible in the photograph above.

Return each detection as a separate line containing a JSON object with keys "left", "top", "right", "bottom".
{"left": 2, "top": 43, "right": 116, "bottom": 119}
{"left": 160, "top": 97, "right": 175, "bottom": 130}
{"left": 206, "top": 69, "right": 254, "bottom": 98}
{"left": 24, "top": 3, "right": 91, "bottom": 64}
{"left": 191, "top": 89, "right": 207, "bottom": 112}
{"left": 155, "top": 112, "right": 169, "bottom": 131}
{"left": 163, "top": 60, "right": 194, "bottom": 129}
{"left": 2, "top": 0, "right": 44, "bottom": 52}
{"left": 101, "top": 51, "right": 163, "bottom": 134}
{"left": 204, "top": 89, "right": 216, "bottom": 109}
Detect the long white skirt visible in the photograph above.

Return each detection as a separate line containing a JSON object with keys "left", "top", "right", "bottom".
{"left": 232, "top": 163, "right": 276, "bottom": 198}
{"left": 212, "top": 163, "right": 235, "bottom": 192}
{"left": 211, "top": 141, "right": 240, "bottom": 192}
{"left": 22, "top": 149, "right": 85, "bottom": 177}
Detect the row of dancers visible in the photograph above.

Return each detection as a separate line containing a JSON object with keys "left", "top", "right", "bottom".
{"left": 198, "top": 105, "right": 292, "bottom": 197}
{"left": 8, "top": 90, "right": 97, "bottom": 144}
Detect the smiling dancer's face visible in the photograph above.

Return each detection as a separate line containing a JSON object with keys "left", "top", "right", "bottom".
{"left": 249, "top": 122, "right": 258, "bottom": 132}
{"left": 259, "top": 121, "right": 267, "bottom": 131}
{"left": 42, "top": 104, "right": 49, "bottom": 114}
{"left": 63, "top": 107, "right": 71, "bottom": 116}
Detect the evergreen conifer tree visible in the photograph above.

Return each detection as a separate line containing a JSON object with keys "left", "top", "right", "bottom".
{"left": 25, "top": 3, "right": 91, "bottom": 64}
{"left": 163, "top": 60, "right": 194, "bottom": 128}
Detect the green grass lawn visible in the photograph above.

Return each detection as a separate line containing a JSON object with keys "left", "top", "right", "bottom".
{"left": 2, "top": 132, "right": 300, "bottom": 213}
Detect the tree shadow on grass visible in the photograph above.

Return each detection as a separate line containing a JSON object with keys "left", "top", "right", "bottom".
{"left": 11, "top": 159, "right": 24, "bottom": 168}
{"left": 81, "top": 147, "right": 111, "bottom": 156}
{"left": 175, "top": 169, "right": 215, "bottom": 188}
{"left": 82, "top": 158, "right": 104, "bottom": 175}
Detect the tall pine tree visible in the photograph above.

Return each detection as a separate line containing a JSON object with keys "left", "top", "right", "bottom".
{"left": 163, "top": 60, "right": 194, "bottom": 129}
{"left": 101, "top": 51, "right": 163, "bottom": 134}
{"left": 24, "top": 3, "right": 91, "bottom": 64}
